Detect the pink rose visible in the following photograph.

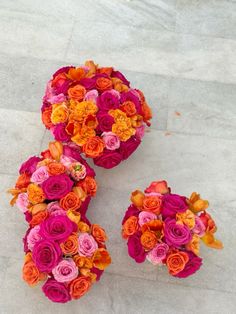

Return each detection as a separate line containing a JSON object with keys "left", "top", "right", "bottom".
{"left": 162, "top": 194, "right": 188, "bottom": 218}
{"left": 84, "top": 89, "right": 98, "bottom": 103}
{"left": 68, "top": 162, "right": 87, "bottom": 181}
{"left": 60, "top": 155, "right": 77, "bottom": 168}
{"left": 47, "top": 201, "right": 63, "bottom": 213}
{"left": 127, "top": 232, "right": 146, "bottom": 263}
{"left": 164, "top": 218, "right": 192, "bottom": 247}
{"left": 16, "top": 193, "right": 29, "bottom": 212}
{"left": 135, "top": 124, "right": 145, "bottom": 140}
{"left": 52, "top": 258, "right": 78, "bottom": 283}
{"left": 138, "top": 211, "right": 157, "bottom": 227}
{"left": 111, "top": 70, "right": 130, "bottom": 86}
{"left": 119, "top": 136, "right": 141, "bottom": 160}
{"left": 147, "top": 243, "right": 169, "bottom": 265}
{"left": 31, "top": 166, "right": 49, "bottom": 184}
{"left": 97, "top": 112, "right": 114, "bottom": 132}
{"left": 41, "top": 174, "right": 73, "bottom": 200}
{"left": 102, "top": 132, "right": 120, "bottom": 150}
{"left": 52, "top": 123, "right": 70, "bottom": 142}
{"left": 19, "top": 156, "right": 41, "bottom": 175}
{"left": 48, "top": 93, "right": 66, "bottom": 104}
{"left": 27, "top": 225, "right": 42, "bottom": 250}
{"left": 193, "top": 216, "right": 206, "bottom": 237}
{"left": 78, "top": 233, "right": 98, "bottom": 257}
{"left": 98, "top": 89, "right": 120, "bottom": 111}
{"left": 42, "top": 279, "right": 71, "bottom": 303}
{"left": 94, "top": 149, "right": 122, "bottom": 169}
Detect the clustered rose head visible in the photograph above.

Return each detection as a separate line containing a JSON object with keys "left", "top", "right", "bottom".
{"left": 122, "top": 180, "right": 223, "bottom": 278}
{"left": 41, "top": 61, "right": 152, "bottom": 169}
{"left": 9, "top": 141, "right": 111, "bottom": 303}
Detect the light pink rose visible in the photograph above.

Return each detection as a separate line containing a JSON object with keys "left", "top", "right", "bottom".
{"left": 84, "top": 89, "right": 99, "bottom": 103}
{"left": 43, "top": 81, "right": 54, "bottom": 102}
{"left": 135, "top": 124, "right": 145, "bottom": 140}
{"left": 52, "top": 258, "right": 78, "bottom": 283}
{"left": 138, "top": 211, "right": 157, "bottom": 226}
{"left": 27, "top": 225, "right": 42, "bottom": 250}
{"left": 31, "top": 166, "right": 49, "bottom": 184}
{"left": 78, "top": 233, "right": 98, "bottom": 257}
{"left": 60, "top": 155, "right": 77, "bottom": 168}
{"left": 48, "top": 93, "right": 67, "bottom": 104}
{"left": 193, "top": 216, "right": 206, "bottom": 237}
{"left": 47, "top": 202, "right": 66, "bottom": 216}
{"left": 102, "top": 132, "right": 120, "bottom": 150}
{"left": 69, "top": 162, "right": 86, "bottom": 181}
{"left": 16, "top": 193, "right": 29, "bottom": 212}
{"left": 147, "top": 243, "right": 169, "bottom": 265}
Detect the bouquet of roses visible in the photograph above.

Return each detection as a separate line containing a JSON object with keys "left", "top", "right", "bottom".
{"left": 122, "top": 180, "right": 223, "bottom": 278}
{"left": 41, "top": 60, "right": 152, "bottom": 169}
{"left": 9, "top": 141, "right": 97, "bottom": 222}
{"left": 22, "top": 214, "right": 111, "bottom": 303}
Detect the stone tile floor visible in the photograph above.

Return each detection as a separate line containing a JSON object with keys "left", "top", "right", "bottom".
{"left": 0, "top": 1, "right": 236, "bottom": 313}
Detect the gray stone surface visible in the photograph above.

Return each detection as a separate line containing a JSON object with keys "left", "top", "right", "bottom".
{"left": 1, "top": 1, "right": 236, "bottom": 313}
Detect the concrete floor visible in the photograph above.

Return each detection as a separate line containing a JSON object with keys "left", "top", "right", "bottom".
{"left": 1, "top": 0, "right": 236, "bottom": 313}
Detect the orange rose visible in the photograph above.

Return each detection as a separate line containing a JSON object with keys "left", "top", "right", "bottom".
{"left": 141, "top": 220, "right": 163, "bottom": 240}
{"left": 98, "top": 67, "right": 113, "bottom": 76}
{"left": 77, "top": 176, "right": 97, "bottom": 197}
{"left": 91, "top": 224, "right": 108, "bottom": 243}
{"left": 166, "top": 251, "right": 189, "bottom": 275}
{"left": 141, "top": 102, "right": 152, "bottom": 124}
{"left": 61, "top": 233, "right": 78, "bottom": 255}
{"left": 188, "top": 192, "right": 209, "bottom": 214}
{"left": 122, "top": 216, "right": 139, "bottom": 239}
{"left": 140, "top": 230, "right": 158, "bottom": 250}
{"left": 120, "top": 101, "right": 137, "bottom": 117}
{"left": 60, "top": 192, "right": 81, "bottom": 211}
{"left": 93, "top": 248, "right": 111, "bottom": 270}
{"left": 72, "top": 126, "right": 96, "bottom": 146}
{"left": 83, "top": 114, "right": 98, "bottom": 129}
{"left": 41, "top": 149, "right": 52, "bottom": 159}
{"left": 82, "top": 136, "right": 105, "bottom": 158}
{"left": 48, "top": 141, "right": 63, "bottom": 161}
{"left": 47, "top": 162, "right": 66, "bottom": 175}
{"left": 68, "top": 84, "right": 86, "bottom": 101}
{"left": 131, "top": 190, "right": 145, "bottom": 208}
{"left": 51, "top": 73, "right": 67, "bottom": 88}
{"left": 15, "top": 173, "right": 31, "bottom": 189}
{"left": 42, "top": 107, "right": 53, "bottom": 129}
{"left": 67, "top": 67, "right": 86, "bottom": 81}
{"left": 51, "top": 103, "right": 69, "bottom": 124}
{"left": 73, "top": 255, "right": 93, "bottom": 269}
{"left": 96, "top": 77, "right": 112, "bottom": 92}
{"left": 27, "top": 183, "right": 45, "bottom": 205}
{"left": 143, "top": 196, "right": 162, "bottom": 214}
{"left": 30, "top": 210, "right": 48, "bottom": 227}
{"left": 69, "top": 276, "right": 92, "bottom": 299}
{"left": 22, "top": 259, "right": 46, "bottom": 286}
{"left": 112, "top": 122, "right": 135, "bottom": 141}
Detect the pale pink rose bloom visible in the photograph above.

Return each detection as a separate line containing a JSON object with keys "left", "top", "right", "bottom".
{"left": 147, "top": 243, "right": 169, "bottom": 265}
{"left": 47, "top": 202, "right": 65, "bottom": 216}
{"left": 48, "top": 93, "right": 67, "bottom": 104}
{"left": 135, "top": 124, "right": 145, "bottom": 140}
{"left": 84, "top": 89, "right": 99, "bottom": 103}
{"left": 60, "top": 155, "right": 77, "bottom": 168}
{"left": 78, "top": 233, "right": 98, "bottom": 257}
{"left": 16, "top": 193, "right": 29, "bottom": 213}
{"left": 193, "top": 216, "right": 206, "bottom": 237}
{"left": 138, "top": 211, "right": 157, "bottom": 227}
{"left": 31, "top": 166, "right": 49, "bottom": 184}
{"left": 52, "top": 258, "right": 78, "bottom": 283}
{"left": 27, "top": 225, "right": 42, "bottom": 250}
{"left": 43, "top": 81, "right": 54, "bottom": 102}
{"left": 102, "top": 132, "right": 120, "bottom": 150}
{"left": 69, "top": 162, "right": 87, "bottom": 181}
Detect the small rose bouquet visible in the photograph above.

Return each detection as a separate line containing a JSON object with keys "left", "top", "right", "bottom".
{"left": 9, "top": 141, "right": 97, "bottom": 222}
{"left": 122, "top": 180, "right": 223, "bottom": 278}
{"left": 22, "top": 214, "right": 111, "bottom": 303}
{"left": 41, "top": 60, "right": 152, "bottom": 169}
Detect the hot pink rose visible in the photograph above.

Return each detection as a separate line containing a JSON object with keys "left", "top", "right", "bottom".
{"left": 31, "top": 166, "right": 49, "bottom": 184}
{"left": 175, "top": 252, "right": 202, "bottom": 278}
{"left": 78, "top": 233, "right": 98, "bottom": 257}
{"left": 27, "top": 225, "right": 42, "bottom": 250}
{"left": 48, "top": 93, "right": 66, "bottom": 104}
{"left": 135, "top": 124, "right": 145, "bottom": 140}
{"left": 138, "top": 211, "right": 157, "bottom": 226}
{"left": 127, "top": 232, "right": 146, "bottom": 263}
{"left": 147, "top": 243, "right": 169, "bottom": 265}
{"left": 41, "top": 174, "right": 73, "bottom": 200}
{"left": 102, "top": 132, "right": 120, "bottom": 150}
{"left": 122, "top": 205, "right": 140, "bottom": 225}
{"left": 98, "top": 89, "right": 120, "bottom": 111}
{"left": 19, "top": 156, "right": 41, "bottom": 175}
{"left": 162, "top": 194, "right": 188, "bottom": 218}
{"left": 84, "top": 89, "right": 98, "bottom": 103}
{"left": 52, "top": 123, "right": 70, "bottom": 142}
{"left": 42, "top": 279, "right": 71, "bottom": 303}
{"left": 97, "top": 113, "right": 114, "bottom": 132}
{"left": 52, "top": 258, "right": 78, "bottom": 283}
{"left": 193, "top": 216, "right": 206, "bottom": 237}
{"left": 94, "top": 149, "right": 122, "bottom": 169}
{"left": 164, "top": 218, "right": 192, "bottom": 247}
{"left": 16, "top": 193, "right": 29, "bottom": 212}
{"left": 119, "top": 136, "right": 141, "bottom": 160}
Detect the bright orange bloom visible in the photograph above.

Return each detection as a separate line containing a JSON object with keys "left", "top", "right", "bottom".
{"left": 51, "top": 103, "right": 69, "bottom": 124}
{"left": 22, "top": 257, "right": 46, "bottom": 286}
{"left": 48, "top": 141, "right": 63, "bottom": 161}
{"left": 30, "top": 210, "right": 48, "bottom": 227}
{"left": 93, "top": 249, "right": 111, "bottom": 270}
{"left": 166, "top": 251, "right": 189, "bottom": 275}
{"left": 61, "top": 233, "right": 78, "bottom": 255}
{"left": 122, "top": 216, "right": 139, "bottom": 238}
{"left": 96, "top": 77, "right": 112, "bottom": 92}
{"left": 77, "top": 176, "right": 97, "bottom": 197}
{"left": 42, "top": 107, "right": 53, "bottom": 129}
{"left": 69, "top": 276, "right": 92, "bottom": 299}
{"left": 91, "top": 224, "right": 108, "bottom": 243}
{"left": 60, "top": 192, "right": 81, "bottom": 211}
{"left": 82, "top": 136, "right": 105, "bottom": 158}
{"left": 140, "top": 230, "right": 158, "bottom": 250}
{"left": 143, "top": 196, "right": 162, "bottom": 214}
{"left": 120, "top": 101, "right": 136, "bottom": 117}
{"left": 68, "top": 84, "right": 86, "bottom": 101}
{"left": 15, "top": 173, "right": 31, "bottom": 189}
{"left": 67, "top": 67, "right": 86, "bottom": 81}
{"left": 27, "top": 183, "right": 45, "bottom": 205}
{"left": 188, "top": 192, "right": 209, "bottom": 213}
{"left": 47, "top": 162, "right": 66, "bottom": 175}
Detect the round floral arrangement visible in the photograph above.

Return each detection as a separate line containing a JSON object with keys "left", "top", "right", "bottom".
{"left": 122, "top": 180, "right": 223, "bottom": 278}
{"left": 22, "top": 214, "right": 111, "bottom": 303}
{"left": 41, "top": 60, "right": 152, "bottom": 169}
{"left": 9, "top": 141, "right": 97, "bottom": 221}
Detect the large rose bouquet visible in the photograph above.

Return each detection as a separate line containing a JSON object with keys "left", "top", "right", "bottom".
{"left": 122, "top": 180, "right": 223, "bottom": 278}
{"left": 41, "top": 60, "right": 152, "bottom": 169}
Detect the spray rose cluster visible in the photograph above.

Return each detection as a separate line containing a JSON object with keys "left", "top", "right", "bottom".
{"left": 41, "top": 60, "right": 152, "bottom": 169}
{"left": 122, "top": 180, "right": 223, "bottom": 278}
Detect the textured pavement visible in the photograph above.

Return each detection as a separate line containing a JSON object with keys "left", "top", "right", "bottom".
{"left": 0, "top": 1, "right": 236, "bottom": 313}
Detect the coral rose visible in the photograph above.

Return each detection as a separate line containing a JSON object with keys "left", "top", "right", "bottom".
{"left": 91, "top": 224, "right": 108, "bottom": 243}
{"left": 82, "top": 136, "right": 105, "bottom": 158}
{"left": 143, "top": 196, "right": 162, "bottom": 214}
{"left": 96, "top": 77, "right": 112, "bottom": 92}
{"left": 166, "top": 251, "right": 189, "bottom": 275}
{"left": 140, "top": 230, "right": 158, "bottom": 250}
{"left": 59, "top": 192, "right": 81, "bottom": 211}
{"left": 122, "top": 216, "right": 139, "bottom": 239}
{"left": 120, "top": 101, "right": 136, "bottom": 117}
{"left": 47, "top": 162, "right": 66, "bottom": 175}
{"left": 61, "top": 233, "right": 78, "bottom": 255}
{"left": 145, "top": 180, "right": 169, "bottom": 195}
{"left": 68, "top": 84, "right": 86, "bottom": 101}
{"left": 69, "top": 276, "right": 92, "bottom": 299}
